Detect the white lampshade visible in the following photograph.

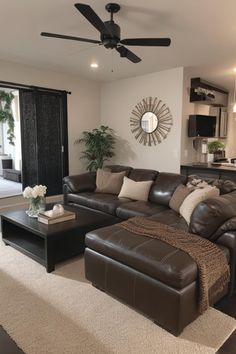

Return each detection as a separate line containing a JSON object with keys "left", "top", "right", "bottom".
{"left": 233, "top": 102, "right": 236, "bottom": 113}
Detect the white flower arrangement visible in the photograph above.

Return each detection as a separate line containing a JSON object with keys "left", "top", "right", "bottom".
{"left": 23, "top": 185, "right": 47, "bottom": 199}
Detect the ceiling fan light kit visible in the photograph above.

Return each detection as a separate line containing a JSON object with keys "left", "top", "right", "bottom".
{"left": 90, "top": 62, "right": 99, "bottom": 68}
{"left": 41, "top": 3, "right": 171, "bottom": 64}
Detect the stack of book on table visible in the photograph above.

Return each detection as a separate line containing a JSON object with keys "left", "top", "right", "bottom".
{"left": 38, "top": 209, "right": 76, "bottom": 224}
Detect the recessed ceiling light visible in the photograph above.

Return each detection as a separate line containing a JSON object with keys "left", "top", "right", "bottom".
{"left": 90, "top": 63, "right": 99, "bottom": 68}
{"left": 233, "top": 67, "right": 236, "bottom": 72}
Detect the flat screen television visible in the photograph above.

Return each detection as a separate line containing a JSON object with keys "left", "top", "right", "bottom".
{"left": 188, "top": 114, "right": 216, "bottom": 137}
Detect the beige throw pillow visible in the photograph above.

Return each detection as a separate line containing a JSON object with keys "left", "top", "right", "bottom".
{"left": 179, "top": 186, "right": 220, "bottom": 224}
{"left": 95, "top": 169, "right": 126, "bottom": 195}
{"left": 169, "top": 184, "right": 194, "bottom": 213}
{"left": 118, "top": 176, "right": 153, "bottom": 201}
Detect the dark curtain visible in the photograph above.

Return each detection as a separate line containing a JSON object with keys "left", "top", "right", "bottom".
{"left": 19, "top": 89, "right": 68, "bottom": 196}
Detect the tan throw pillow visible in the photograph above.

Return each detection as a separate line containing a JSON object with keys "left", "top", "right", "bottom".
{"left": 95, "top": 169, "right": 126, "bottom": 195}
{"left": 169, "top": 184, "right": 194, "bottom": 213}
{"left": 118, "top": 176, "right": 153, "bottom": 201}
{"left": 179, "top": 186, "right": 220, "bottom": 225}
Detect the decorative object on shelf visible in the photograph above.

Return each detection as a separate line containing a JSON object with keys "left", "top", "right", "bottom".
{"left": 0, "top": 90, "right": 15, "bottom": 145}
{"left": 75, "top": 125, "right": 115, "bottom": 171}
{"left": 23, "top": 185, "right": 47, "bottom": 218}
{"left": 130, "top": 97, "right": 173, "bottom": 146}
{"left": 193, "top": 87, "right": 215, "bottom": 99}
{"left": 207, "top": 140, "right": 226, "bottom": 161}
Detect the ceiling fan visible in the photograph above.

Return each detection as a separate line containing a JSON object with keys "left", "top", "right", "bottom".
{"left": 41, "top": 3, "right": 171, "bottom": 64}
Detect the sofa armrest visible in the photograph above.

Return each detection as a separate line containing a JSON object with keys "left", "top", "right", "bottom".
{"left": 63, "top": 172, "right": 96, "bottom": 193}
{"left": 189, "top": 191, "right": 236, "bottom": 239}
{"left": 216, "top": 231, "right": 236, "bottom": 295}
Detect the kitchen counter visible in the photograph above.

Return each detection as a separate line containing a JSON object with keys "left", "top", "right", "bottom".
{"left": 181, "top": 163, "right": 236, "bottom": 182}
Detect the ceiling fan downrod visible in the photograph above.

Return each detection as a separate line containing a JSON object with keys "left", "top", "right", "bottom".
{"left": 102, "top": 3, "right": 121, "bottom": 49}
{"left": 105, "top": 3, "right": 121, "bottom": 21}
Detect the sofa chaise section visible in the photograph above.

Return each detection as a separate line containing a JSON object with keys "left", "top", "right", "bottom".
{"left": 85, "top": 223, "right": 230, "bottom": 335}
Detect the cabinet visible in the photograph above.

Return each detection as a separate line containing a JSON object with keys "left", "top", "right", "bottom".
{"left": 19, "top": 89, "right": 68, "bottom": 196}
{"left": 209, "top": 107, "right": 228, "bottom": 138}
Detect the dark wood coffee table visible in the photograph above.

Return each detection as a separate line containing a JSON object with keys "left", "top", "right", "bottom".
{"left": 1, "top": 205, "right": 119, "bottom": 272}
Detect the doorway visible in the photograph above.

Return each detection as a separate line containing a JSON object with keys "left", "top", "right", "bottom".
{"left": 0, "top": 88, "right": 22, "bottom": 198}
{"left": 0, "top": 81, "right": 69, "bottom": 199}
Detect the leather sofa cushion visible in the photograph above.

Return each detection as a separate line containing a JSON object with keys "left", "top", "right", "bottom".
{"left": 128, "top": 168, "right": 158, "bottom": 181}
{"left": 67, "top": 192, "right": 131, "bottom": 216}
{"left": 85, "top": 223, "right": 230, "bottom": 290}
{"left": 116, "top": 201, "right": 168, "bottom": 219}
{"left": 189, "top": 191, "right": 236, "bottom": 240}
{"left": 149, "top": 173, "right": 187, "bottom": 206}
{"left": 148, "top": 210, "right": 189, "bottom": 231}
{"left": 63, "top": 172, "right": 96, "bottom": 193}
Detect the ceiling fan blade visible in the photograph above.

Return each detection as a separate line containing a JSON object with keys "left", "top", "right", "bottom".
{"left": 41, "top": 32, "right": 101, "bottom": 44}
{"left": 74, "top": 3, "right": 112, "bottom": 36}
{"left": 116, "top": 46, "right": 141, "bottom": 63}
{"left": 120, "top": 38, "right": 171, "bottom": 47}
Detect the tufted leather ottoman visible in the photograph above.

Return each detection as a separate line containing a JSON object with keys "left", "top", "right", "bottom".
{"left": 84, "top": 223, "right": 229, "bottom": 335}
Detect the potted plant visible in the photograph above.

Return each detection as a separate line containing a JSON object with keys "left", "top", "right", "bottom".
{"left": 207, "top": 140, "right": 226, "bottom": 161}
{"left": 75, "top": 125, "right": 115, "bottom": 171}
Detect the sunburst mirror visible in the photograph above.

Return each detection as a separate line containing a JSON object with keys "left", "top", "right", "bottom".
{"left": 130, "top": 97, "right": 173, "bottom": 146}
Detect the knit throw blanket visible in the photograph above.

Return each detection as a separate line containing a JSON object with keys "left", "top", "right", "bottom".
{"left": 118, "top": 217, "right": 230, "bottom": 314}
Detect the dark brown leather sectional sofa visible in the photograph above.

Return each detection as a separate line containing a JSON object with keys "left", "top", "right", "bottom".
{"left": 63, "top": 165, "right": 236, "bottom": 335}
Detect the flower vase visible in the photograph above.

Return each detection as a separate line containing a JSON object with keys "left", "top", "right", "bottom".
{"left": 26, "top": 196, "right": 46, "bottom": 218}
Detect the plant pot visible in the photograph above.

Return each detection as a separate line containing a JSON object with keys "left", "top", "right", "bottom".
{"left": 213, "top": 150, "right": 225, "bottom": 161}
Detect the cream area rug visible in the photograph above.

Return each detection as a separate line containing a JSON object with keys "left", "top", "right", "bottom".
{"left": 0, "top": 242, "right": 235, "bottom": 354}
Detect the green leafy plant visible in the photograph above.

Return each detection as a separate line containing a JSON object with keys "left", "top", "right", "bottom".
{"left": 75, "top": 125, "right": 115, "bottom": 171}
{"left": 207, "top": 140, "right": 225, "bottom": 154}
{"left": 0, "top": 90, "right": 15, "bottom": 145}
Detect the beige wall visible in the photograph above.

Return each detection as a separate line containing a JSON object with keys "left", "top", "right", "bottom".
{"left": 0, "top": 60, "right": 101, "bottom": 175}
{"left": 101, "top": 67, "right": 184, "bottom": 173}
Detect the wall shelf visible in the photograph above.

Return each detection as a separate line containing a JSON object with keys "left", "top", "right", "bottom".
{"left": 190, "top": 78, "right": 228, "bottom": 106}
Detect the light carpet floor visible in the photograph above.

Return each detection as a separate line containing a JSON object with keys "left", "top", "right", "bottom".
{"left": 0, "top": 243, "right": 235, "bottom": 354}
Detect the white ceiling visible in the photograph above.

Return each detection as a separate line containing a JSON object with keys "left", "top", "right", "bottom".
{"left": 1, "top": 0, "right": 236, "bottom": 88}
